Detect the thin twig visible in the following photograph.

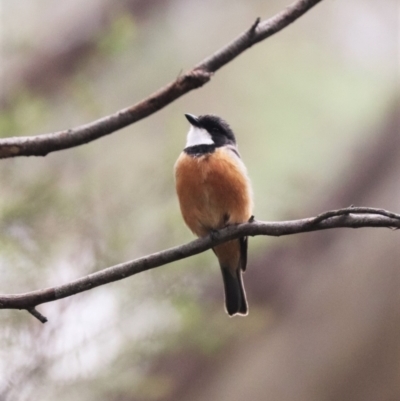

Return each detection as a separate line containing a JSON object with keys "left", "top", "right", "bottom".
{"left": 0, "top": 206, "right": 399, "bottom": 322}
{"left": 27, "top": 308, "right": 48, "bottom": 324}
{"left": 0, "top": 0, "right": 323, "bottom": 159}
{"left": 311, "top": 206, "right": 400, "bottom": 225}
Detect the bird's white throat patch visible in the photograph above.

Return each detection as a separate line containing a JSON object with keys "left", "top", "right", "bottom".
{"left": 186, "top": 126, "right": 214, "bottom": 147}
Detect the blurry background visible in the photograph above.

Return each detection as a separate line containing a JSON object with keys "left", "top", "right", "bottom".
{"left": 0, "top": 0, "right": 399, "bottom": 400}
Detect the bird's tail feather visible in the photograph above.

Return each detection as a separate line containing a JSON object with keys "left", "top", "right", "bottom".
{"left": 221, "top": 267, "right": 248, "bottom": 316}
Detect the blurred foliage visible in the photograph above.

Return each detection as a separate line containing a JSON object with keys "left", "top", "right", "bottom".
{"left": 97, "top": 14, "right": 137, "bottom": 56}
{"left": 0, "top": 0, "right": 397, "bottom": 400}
{"left": 0, "top": 91, "right": 49, "bottom": 137}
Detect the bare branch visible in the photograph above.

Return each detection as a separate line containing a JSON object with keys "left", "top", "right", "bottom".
{"left": 1, "top": 206, "right": 399, "bottom": 321}
{"left": 26, "top": 308, "right": 48, "bottom": 324}
{"left": 310, "top": 206, "right": 400, "bottom": 225}
{"left": 0, "top": 0, "right": 323, "bottom": 159}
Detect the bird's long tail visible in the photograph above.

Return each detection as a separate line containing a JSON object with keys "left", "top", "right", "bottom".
{"left": 215, "top": 237, "right": 248, "bottom": 316}
{"left": 221, "top": 266, "right": 248, "bottom": 316}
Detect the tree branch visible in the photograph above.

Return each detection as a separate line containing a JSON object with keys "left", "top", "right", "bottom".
{"left": 1, "top": 206, "right": 399, "bottom": 323}
{"left": 0, "top": 0, "right": 323, "bottom": 159}
{"left": 26, "top": 307, "right": 48, "bottom": 324}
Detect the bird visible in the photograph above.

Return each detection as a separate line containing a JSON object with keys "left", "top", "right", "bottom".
{"left": 174, "top": 113, "right": 253, "bottom": 316}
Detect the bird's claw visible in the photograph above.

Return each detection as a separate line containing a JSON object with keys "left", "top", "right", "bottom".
{"left": 209, "top": 228, "right": 220, "bottom": 242}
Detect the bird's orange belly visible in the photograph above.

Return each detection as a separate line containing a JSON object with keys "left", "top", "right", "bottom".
{"left": 175, "top": 148, "right": 252, "bottom": 237}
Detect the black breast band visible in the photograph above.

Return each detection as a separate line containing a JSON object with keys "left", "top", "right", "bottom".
{"left": 184, "top": 144, "right": 216, "bottom": 156}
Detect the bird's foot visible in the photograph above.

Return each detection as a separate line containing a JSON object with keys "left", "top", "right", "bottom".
{"left": 209, "top": 228, "right": 220, "bottom": 242}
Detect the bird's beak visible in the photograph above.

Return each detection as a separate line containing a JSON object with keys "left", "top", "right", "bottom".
{"left": 185, "top": 113, "right": 200, "bottom": 127}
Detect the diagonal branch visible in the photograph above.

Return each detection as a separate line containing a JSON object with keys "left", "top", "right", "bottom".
{"left": 1, "top": 206, "right": 399, "bottom": 323}
{"left": 0, "top": 0, "right": 324, "bottom": 159}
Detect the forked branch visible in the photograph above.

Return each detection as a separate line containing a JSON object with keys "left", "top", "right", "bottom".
{"left": 0, "top": 0, "right": 323, "bottom": 159}
{"left": 1, "top": 206, "right": 399, "bottom": 323}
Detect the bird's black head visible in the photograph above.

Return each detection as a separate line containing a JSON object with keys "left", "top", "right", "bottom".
{"left": 185, "top": 113, "right": 236, "bottom": 147}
